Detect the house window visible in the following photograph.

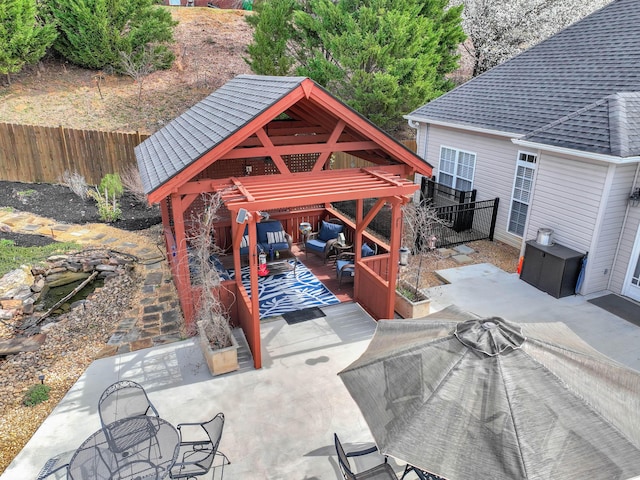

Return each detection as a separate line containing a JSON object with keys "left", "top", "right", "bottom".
{"left": 508, "top": 152, "right": 537, "bottom": 236}
{"left": 438, "top": 147, "right": 476, "bottom": 191}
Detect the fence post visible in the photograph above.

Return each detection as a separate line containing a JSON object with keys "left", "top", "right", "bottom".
{"left": 59, "top": 125, "right": 70, "bottom": 172}
{"left": 489, "top": 197, "right": 500, "bottom": 241}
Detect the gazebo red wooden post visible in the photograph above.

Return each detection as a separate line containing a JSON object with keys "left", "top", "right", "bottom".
{"left": 170, "top": 193, "right": 194, "bottom": 326}
{"left": 387, "top": 197, "right": 404, "bottom": 319}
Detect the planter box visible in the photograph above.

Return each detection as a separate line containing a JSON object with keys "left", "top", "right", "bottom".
{"left": 197, "top": 321, "right": 239, "bottom": 376}
{"left": 394, "top": 282, "right": 431, "bottom": 319}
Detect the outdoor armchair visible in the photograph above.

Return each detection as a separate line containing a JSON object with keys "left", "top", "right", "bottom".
{"left": 306, "top": 219, "right": 344, "bottom": 262}
{"left": 239, "top": 220, "right": 292, "bottom": 257}
{"left": 335, "top": 243, "right": 377, "bottom": 287}
{"left": 334, "top": 433, "right": 398, "bottom": 480}
{"left": 169, "top": 412, "right": 230, "bottom": 479}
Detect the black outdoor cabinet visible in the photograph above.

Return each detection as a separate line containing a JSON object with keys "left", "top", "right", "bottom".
{"left": 520, "top": 240, "right": 584, "bottom": 298}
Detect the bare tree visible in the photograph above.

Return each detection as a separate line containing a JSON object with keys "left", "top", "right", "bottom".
{"left": 400, "top": 199, "right": 447, "bottom": 298}
{"left": 187, "top": 191, "right": 233, "bottom": 347}
{"left": 456, "top": 0, "right": 612, "bottom": 76}
{"left": 119, "top": 46, "right": 158, "bottom": 103}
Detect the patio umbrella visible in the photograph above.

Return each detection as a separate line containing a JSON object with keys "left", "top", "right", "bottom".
{"left": 338, "top": 306, "right": 640, "bottom": 480}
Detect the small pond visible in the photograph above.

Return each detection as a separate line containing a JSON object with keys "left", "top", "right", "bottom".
{"left": 36, "top": 275, "right": 104, "bottom": 313}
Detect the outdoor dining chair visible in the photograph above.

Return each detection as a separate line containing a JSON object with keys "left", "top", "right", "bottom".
{"left": 334, "top": 433, "right": 398, "bottom": 480}
{"left": 98, "top": 380, "right": 160, "bottom": 428}
{"left": 169, "top": 412, "right": 230, "bottom": 479}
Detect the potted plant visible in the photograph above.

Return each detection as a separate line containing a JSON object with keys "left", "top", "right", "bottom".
{"left": 395, "top": 200, "right": 444, "bottom": 318}
{"left": 189, "top": 192, "right": 239, "bottom": 376}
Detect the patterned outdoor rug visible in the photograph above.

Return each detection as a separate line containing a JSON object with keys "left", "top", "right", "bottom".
{"left": 230, "top": 260, "right": 340, "bottom": 319}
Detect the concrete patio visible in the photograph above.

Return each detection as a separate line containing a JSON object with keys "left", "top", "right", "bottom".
{"left": 3, "top": 265, "right": 640, "bottom": 479}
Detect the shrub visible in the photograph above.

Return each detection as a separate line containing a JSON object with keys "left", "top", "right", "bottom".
{"left": 48, "top": 0, "right": 177, "bottom": 70}
{"left": 99, "top": 173, "right": 124, "bottom": 199}
{"left": 88, "top": 187, "right": 122, "bottom": 222}
{"left": 23, "top": 384, "right": 51, "bottom": 406}
{"left": 60, "top": 170, "right": 89, "bottom": 200}
{"left": 0, "top": 0, "right": 57, "bottom": 81}
{"left": 119, "top": 164, "right": 147, "bottom": 205}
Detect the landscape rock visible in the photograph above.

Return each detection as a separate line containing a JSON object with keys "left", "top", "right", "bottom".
{"left": 1, "top": 299, "right": 22, "bottom": 310}
{"left": 0, "top": 267, "right": 34, "bottom": 298}
{"left": 45, "top": 271, "right": 89, "bottom": 288}
{"left": 31, "top": 278, "right": 45, "bottom": 293}
{"left": 0, "top": 309, "right": 16, "bottom": 320}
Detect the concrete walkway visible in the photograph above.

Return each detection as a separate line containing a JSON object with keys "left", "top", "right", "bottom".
{"left": 0, "top": 210, "right": 184, "bottom": 355}
{"left": 427, "top": 263, "right": 640, "bottom": 371}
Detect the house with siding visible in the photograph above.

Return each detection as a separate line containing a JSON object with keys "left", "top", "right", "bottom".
{"left": 406, "top": 0, "right": 640, "bottom": 302}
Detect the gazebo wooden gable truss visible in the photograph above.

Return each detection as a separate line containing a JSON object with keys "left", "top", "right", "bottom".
{"left": 135, "top": 75, "right": 432, "bottom": 369}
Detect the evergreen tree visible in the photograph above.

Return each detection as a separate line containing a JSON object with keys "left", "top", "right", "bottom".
{"left": 246, "top": 0, "right": 465, "bottom": 131}
{"left": 48, "top": 0, "right": 177, "bottom": 70}
{"left": 0, "top": 0, "right": 57, "bottom": 82}
{"left": 245, "top": 0, "right": 297, "bottom": 75}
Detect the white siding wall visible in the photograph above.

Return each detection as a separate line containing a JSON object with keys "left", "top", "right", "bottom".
{"left": 610, "top": 165, "right": 640, "bottom": 294}
{"left": 419, "top": 125, "right": 523, "bottom": 248}
{"left": 588, "top": 164, "right": 637, "bottom": 294}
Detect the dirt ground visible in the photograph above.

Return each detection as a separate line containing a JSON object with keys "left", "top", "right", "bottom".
{"left": 0, "top": 8, "right": 253, "bottom": 134}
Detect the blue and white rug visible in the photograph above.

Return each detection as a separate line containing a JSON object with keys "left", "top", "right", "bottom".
{"left": 229, "top": 260, "right": 340, "bottom": 319}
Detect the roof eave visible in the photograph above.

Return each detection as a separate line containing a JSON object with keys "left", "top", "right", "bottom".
{"left": 512, "top": 138, "right": 640, "bottom": 164}
{"left": 404, "top": 114, "right": 524, "bottom": 139}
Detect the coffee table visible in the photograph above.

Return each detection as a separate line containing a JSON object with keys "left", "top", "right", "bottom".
{"left": 263, "top": 250, "right": 299, "bottom": 276}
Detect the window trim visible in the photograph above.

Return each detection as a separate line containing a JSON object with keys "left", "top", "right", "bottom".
{"left": 507, "top": 150, "right": 538, "bottom": 237}
{"left": 437, "top": 145, "right": 476, "bottom": 191}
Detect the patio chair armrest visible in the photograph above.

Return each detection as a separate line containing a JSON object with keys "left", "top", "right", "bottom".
{"left": 146, "top": 403, "right": 160, "bottom": 417}
{"left": 307, "top": 232, "right": 319, "bottom": 241}
{"left": 345, "top": 445, "right": 379, "bottom": 457}
{"left": 322, "top": 238, "right": 339, "bottom": 255}
{"left": 337, "top": 252, "right": 355, "bottom": 260}
{"left": 176, "top": 421, "right": 207, "bottom": 429}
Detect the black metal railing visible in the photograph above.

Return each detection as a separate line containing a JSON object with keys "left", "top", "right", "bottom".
{"left": 430, "top": 198, "right": 499, "bottom": 248}
{"left": 421, "top": 177, "right": 476, "bottom": 206}
{"left": 333, "top": 183, "right": 499, "bottom": 250}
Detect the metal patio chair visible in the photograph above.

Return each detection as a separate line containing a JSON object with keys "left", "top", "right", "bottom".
{"left": 36, "top": 449, "right": 75, "bottom": 479}
{"left": 334, "top": 433, "right": 398, "bottom": 480}
{"left": 98, "top": 380, "right": 160, "bottom": 428}
{"left": 170, "top": 412, "right": 230, "bottom": 479}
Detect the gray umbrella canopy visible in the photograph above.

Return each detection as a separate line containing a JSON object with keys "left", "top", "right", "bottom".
{"left": 338, "top": 307, "right": 640, "bottom": 480}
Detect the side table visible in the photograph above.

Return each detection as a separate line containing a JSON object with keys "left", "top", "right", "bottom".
{"left": 328, "top": 243, "right": 352, "bottom": 264}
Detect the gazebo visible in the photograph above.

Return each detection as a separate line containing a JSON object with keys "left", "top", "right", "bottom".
{"left": 135, "top": 75, "right": 432, "bottom": 368}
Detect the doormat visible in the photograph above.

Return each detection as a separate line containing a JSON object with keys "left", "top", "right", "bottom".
{"left": 282, "top": 307, "right": 326, "bottom": 325}
{"left": 588, "top": 294, "right": 640, "bottom": 328}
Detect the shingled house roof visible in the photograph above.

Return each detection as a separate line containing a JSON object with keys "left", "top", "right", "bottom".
{"left": 407, "top": 0, "right": 640, "bottom": 158}
{"left": 135, "top": 76, "right": 307, "bottom": 195}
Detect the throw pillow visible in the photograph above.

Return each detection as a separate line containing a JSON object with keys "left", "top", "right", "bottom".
{"left": 318, "top": 220, "right": 343, "bottom": 242}
{"left": 266, "top": 230, "right": 286, "bottom": 244}
{"left": 362, "top": 243, "right": 375, "bottom": 257}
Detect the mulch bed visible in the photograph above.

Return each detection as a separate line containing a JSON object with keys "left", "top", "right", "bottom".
{"left": 0, "top": 181, "right": 161, "bottom": 247}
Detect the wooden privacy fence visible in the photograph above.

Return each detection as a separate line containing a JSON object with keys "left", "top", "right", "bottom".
{"left": 0, "top": 123, "right": 150, "bottom": 185}
{"left": 331, "top": 139, "right": 417, "bottom": 169}
{"left": 0, "top": 122, "right": 416, "bottom": 185}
